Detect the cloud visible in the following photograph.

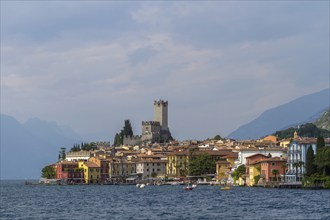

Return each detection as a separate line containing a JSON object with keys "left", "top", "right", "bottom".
{"left": 1, "top": 1, "right": 329, "bottom": 141}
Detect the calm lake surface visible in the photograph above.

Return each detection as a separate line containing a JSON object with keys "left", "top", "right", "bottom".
{"left": 1, "top": 180, "right": 330, "bottom": 220}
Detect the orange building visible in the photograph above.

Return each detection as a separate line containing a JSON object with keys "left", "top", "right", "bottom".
{"left": 260, "top": 157, "right": 286, "bottom": 183}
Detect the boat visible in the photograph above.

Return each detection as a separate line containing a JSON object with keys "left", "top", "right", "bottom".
{"left": 139, "top": 184, "right": 146, "bottom": 188}
{"left": 184, "top": 183, "right": 194, "bottom": 190}
{"left": 192, "top": 184, "right": 198, "bottom": 188}
{"left": 136, "top": 184, "right": 140, "bottom": 188}
{"left": 220, "top": 186, "right": 232, "bottom": 190}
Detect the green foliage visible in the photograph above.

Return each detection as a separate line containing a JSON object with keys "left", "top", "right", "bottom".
{"left": 113, "top": 133, "right": 121, "bottom": 147}
{"left": 232, "top": 165, "right": 246, "bottom": 181}
{"left": 41, "top": 165, "right": 56, "bottom": 179}
{"left": 274, "top": 123, "right": 330, "bottom": 139}
{"left": 254, "top": 175, "right": 260, "bottom": 185}
{"left": 305, "top": 146, "right": 316, "bottom": 176}
{"left": 317, "top": 135, "right": 325, "bottom": 150}
{"left": 272, "top": 169, "right": 279, "bottom": 181}
{"left": 189, "top": 153, "right": 216, "bottom": 176}
{"left": 113, "top": 120, "right": 134, "bottom": 146}
{"left": 214, "top": 135, "right": 222, "bottom": 140}
{"left": 70, "top": 142, "right": 97, "bottom": 152}
{"left": 303, "top": 173, "right": 330, "bottom": 189}
{"left": 315, "top": 146, "right": 330, "bottom": 176}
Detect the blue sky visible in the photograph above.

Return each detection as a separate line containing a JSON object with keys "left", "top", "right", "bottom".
{"left": 1, "top": 1, "right": 329, "bottom": 141}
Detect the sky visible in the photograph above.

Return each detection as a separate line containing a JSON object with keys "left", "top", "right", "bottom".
{"left": 1, "top": 1, "right": 329, "bottom": 142}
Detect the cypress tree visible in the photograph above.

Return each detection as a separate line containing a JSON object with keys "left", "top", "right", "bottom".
{"left": 317, "top": 136, "right": 325, "bottom": 150}
{"left": 305, "top": 146, "right": 316, "bottom": 176}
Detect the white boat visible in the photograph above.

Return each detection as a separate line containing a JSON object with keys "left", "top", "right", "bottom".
{"left": 139, "top": 184, "right": 146, "bottom": 188}
{"left": 136, "top": 184, "right": 140, "bottom": 188}
{"left": 192, "top": 184, "right": 198, "bottom": 188}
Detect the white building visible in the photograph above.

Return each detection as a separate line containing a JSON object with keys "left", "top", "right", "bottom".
{"left": 136, "top": 158, "right": 167, "bottom": 180}
{"left": 65, "top": 151, "right": 91, "bottom": 162}
{"left": 286, "top": 137, "right": 317, "bottom": 182}
{"left": 234, "top": 147, "right": 286, "bottom": 168}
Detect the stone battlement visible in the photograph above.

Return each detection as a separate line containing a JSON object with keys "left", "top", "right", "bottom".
{"left": 142, "top": 121, "right": 160, "bottom": 126}
{"left": 154, "top": 99, "right": 168, "bottom": 107}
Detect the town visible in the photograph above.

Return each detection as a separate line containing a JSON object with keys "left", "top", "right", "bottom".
{"left": 40, "top": 100, "right": 330, "bottom": 189}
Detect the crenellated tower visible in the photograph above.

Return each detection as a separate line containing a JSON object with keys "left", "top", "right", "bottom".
{"left": 154, "top": 100, "right": 168, "bottom": 130}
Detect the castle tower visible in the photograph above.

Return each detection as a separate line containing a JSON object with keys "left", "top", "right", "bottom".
{"left": 154, "top": 100, "right": 168, "bottom": 130}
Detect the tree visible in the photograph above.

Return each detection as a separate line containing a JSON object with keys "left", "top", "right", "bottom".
{"left": 293, "top": 162, "right": 299, "bottom": 181}
{"left": 41, "top": 165, "right": 56, "bottom": 179}
{"left": 272, "top": 169, "right": 280, "bottom": 182}
{"left": 113, "top": 133, "right": 121, "bottom": 147}
{"left": 316, "top": 147, "right": 330, "bottom": 176}
{"left": 317, "top": 136, "right": 325, "bottom": 150}
{"left": 232, "top": 165, "right": 246, "bottom": 182}
{"left": 123, "top": 120, "right": 133, "bottom": 137}
{"left": 214, "top": 135, "right": 222, "bottom": 140}
{"left": 281, "top": 163, "right": 288, "bottom": 182}
{"left": 189, "top": 153, "right": 215, "bottom": 176}
{"left": 298, "top": 161, "right": 304, "bottom": 181}
{"left": 305, "top": 146, "right": 316, "bottom": 176}
{"left": 113, "top": 120, "right": 134, "bottom": 146}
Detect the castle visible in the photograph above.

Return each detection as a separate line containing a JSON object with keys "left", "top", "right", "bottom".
{"left": 123, "top": 99, "right": 173, "bottom": 145}
{"left": 141, "top": 100, "right": 173, "bottom": 143}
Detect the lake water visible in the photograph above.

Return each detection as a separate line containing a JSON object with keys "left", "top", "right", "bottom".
{"left": 1, "top": 180, "right": 330, "bottom": 220}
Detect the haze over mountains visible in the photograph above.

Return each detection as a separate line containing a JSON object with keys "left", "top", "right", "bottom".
{"left": 228, "top": 88, "right": 330, "bottom": 140}
{"left": 0, "top": 114, "right": 82, "bottom": 179}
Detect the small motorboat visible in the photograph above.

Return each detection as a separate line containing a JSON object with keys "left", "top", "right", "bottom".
{"left": 136, "top": 184, "right": 140, "bottom": 188}
{"left": 139, "top": 184, "right": 146, "bottom": 188}
{"left": 184, "top": 183, "right": 194, "bottom": 190}
{"left": 220, "top": 186, "right": 231, "bottom": 190}
{"left": 192, "top": 184, "right": 197, "bottom": 188}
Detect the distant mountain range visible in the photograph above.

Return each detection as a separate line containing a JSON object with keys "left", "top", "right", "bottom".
{"left": 228, "top": 88, "right": 330, "bottom": 140}
{"left": 0, "top": 114, "right": 82, "bottom": 179}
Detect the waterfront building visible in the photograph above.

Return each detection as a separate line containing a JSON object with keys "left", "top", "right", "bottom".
{"left": 166, "top": 148, "right": 233, "bottom": 177}
{"left": 56, "top": 161, "right": 84, "bottom": 183}
{"left": 79, "top": 161, "right": 100, "bottom": 184}
{"left": 245, "top": 154, "right": 270, "bottom": 186}
{"left": 89, "top": 157, "right": 110, "bottom": 183}
{"left": 286, "top": 137, "right": 317, "bottom": 182}
{"left": 108, "top": 158, "right": 136, "bottom": 180}
{"left": 136, "top": 158, "right": 167, "bottom": 180}
{"left": 260, "top": 157, "right": 286, "bottom": 183}
{"left": 215, "top": 152, "right": 238, "bottom": 183}
{"left": 234, "top": 147, "right": 286, "bottom": 168}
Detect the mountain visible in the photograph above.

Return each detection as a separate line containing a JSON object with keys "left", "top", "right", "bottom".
{"left": 314, "top": 109, "right": 330, "bottom": 131}
{"left": 0, "top": 114, "right": 82, "bottom": 179}
{"left": 273, "top": 123, "right": 330, "bottom": 140}
{"left": 228, "top": 88, "right": 330, "bottom": 140}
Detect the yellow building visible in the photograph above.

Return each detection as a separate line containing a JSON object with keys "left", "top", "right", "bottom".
{"left": 248, "top": 163, "right": 261, "bottom": 186}
{"left": 78, "top": 161, "right": 100, "bottom": 184}
{"left": 109, "top": 158, "right": 136, "bottom": 178}
{"left": 166, "top": 152, "right": 189, "bottom": 177}
{"left": 215, "top": 152, "right": 238, "bottom": 182}
{"left": 216, "top": 161, "right": 230, "bottom": 182}
{"left": 279, "top": 138, "right": 291, "bottom": 149}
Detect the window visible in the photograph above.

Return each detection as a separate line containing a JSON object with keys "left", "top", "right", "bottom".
{"left": 272, "top": 162, "right": 276, "bottom": 166}
{"left": 157, "top": 163, "right": 160, "bottom": 166}
{"left": 147, "top": 169, "right": 149, "bottom": 172}
{"left": 147, "top": 163, "right": 149, "bottom": 166}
